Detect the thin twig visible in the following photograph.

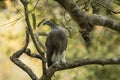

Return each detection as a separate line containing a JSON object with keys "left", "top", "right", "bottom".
{"left": 25, "top": 48, "right": 42, "bottom": 59}
{"left": 0, "top": 16, "right": 23, "bottom": 28}
{"left": 32, "top": 0, "right": 40, "bottom": 11}
{"left": 13, "top": 0, "right": 23, "bottom": 16}
{"left": 38, "top": 32, "right": 48, "bottom": 36}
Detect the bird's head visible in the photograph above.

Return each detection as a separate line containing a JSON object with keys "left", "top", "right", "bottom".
{"left": 43, "top": 20, "right": 58, "bottom": 29}
{"left": 43, "top": 20, "right": 54, "bottom": 26}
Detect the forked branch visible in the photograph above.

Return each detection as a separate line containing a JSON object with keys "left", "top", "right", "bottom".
{"left": 10, "top": 30, "right": 39, "bottom": 80}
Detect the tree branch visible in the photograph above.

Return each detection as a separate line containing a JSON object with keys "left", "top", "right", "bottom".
{"left": 20, "top": 0, "right": 44, "bottom": 55}
{"left": 55, "top": 0, "right": 120, "bottom": 31}
{"left": 88, "top": 14, "right": 120, "bottom": 32}
{"left": 37, "top": 32, "right": 48, "bottom": 36}
{"left": 20, "top": 0, "right": 47, "bottom": 75}
{"left": 55, "top": 0, "right": 94, "bottom": 45}
{"left": 25, "top": 48, "right": 42, "bottom": 59}
{"left": 55, "top": 0, "right": 120, "bottom": 39}
{"left": 10, "top": 30, "right": 39, "bottom": 80}
{"left": 47, "top": 57, "right": 120, "bottom": 78}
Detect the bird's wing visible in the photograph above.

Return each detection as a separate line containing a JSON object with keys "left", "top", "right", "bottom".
{"left": 46, "top": 32, "right": 54, "bottom": 67}
{"left": 51, "top": 28, "right": 68, "bottom": 53}
{"left": 45, "top": 27, "right": 68, "bottom": 67}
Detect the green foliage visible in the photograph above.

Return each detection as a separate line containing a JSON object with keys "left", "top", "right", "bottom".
{"left": 31, "top": 13, "right": 36, "bottom": 30}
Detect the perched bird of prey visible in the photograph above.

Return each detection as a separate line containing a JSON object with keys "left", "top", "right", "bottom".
{"left": 43, "top": 20, "right": 68, "bottom": 67}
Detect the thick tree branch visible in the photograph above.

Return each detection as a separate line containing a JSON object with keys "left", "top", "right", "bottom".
{"left": 55, "top": 0, "right": 120, "bottom": 31}
{"left": 88, "top": 14, "right": 120, "bottom": 32}
{"left": 47, "top": 57, "right": 120, "bottom": 78}
{"left": 55, "top": 0, "right": 94, "bottom": 45}
{"left": 55, "top": 0, "right": 120, "bottom": 34}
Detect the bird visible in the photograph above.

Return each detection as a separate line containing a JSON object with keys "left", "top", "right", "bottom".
{"left": 43, "top": 20, "right": 68, "bottom": 67}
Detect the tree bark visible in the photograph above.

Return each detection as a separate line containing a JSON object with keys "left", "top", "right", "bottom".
{"left": 55, "top": 0, "right": 120, "bottom": 32}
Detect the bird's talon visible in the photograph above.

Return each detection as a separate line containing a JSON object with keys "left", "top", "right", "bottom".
{"left": 55, "top": 62, "right": 61, "bottom": 67}
{"left": 61, "top": 61, "right": 67, "bottom": 67}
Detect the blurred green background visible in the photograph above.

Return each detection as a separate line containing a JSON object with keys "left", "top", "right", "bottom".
{"left": 0, "top": 0, "right": 120, "bottom": 80}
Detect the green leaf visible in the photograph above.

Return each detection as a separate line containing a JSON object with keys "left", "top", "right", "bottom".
{"left": 31, "top": 13, "right": 36, "bottom": 30}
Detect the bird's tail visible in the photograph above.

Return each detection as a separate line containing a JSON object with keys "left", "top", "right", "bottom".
{"left": 47, "top": 51, "right": 53, "bottom": 67}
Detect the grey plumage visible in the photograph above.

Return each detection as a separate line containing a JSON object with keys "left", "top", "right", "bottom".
{"left": 43, "top": 20, "right": 68, "bottom": 67}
